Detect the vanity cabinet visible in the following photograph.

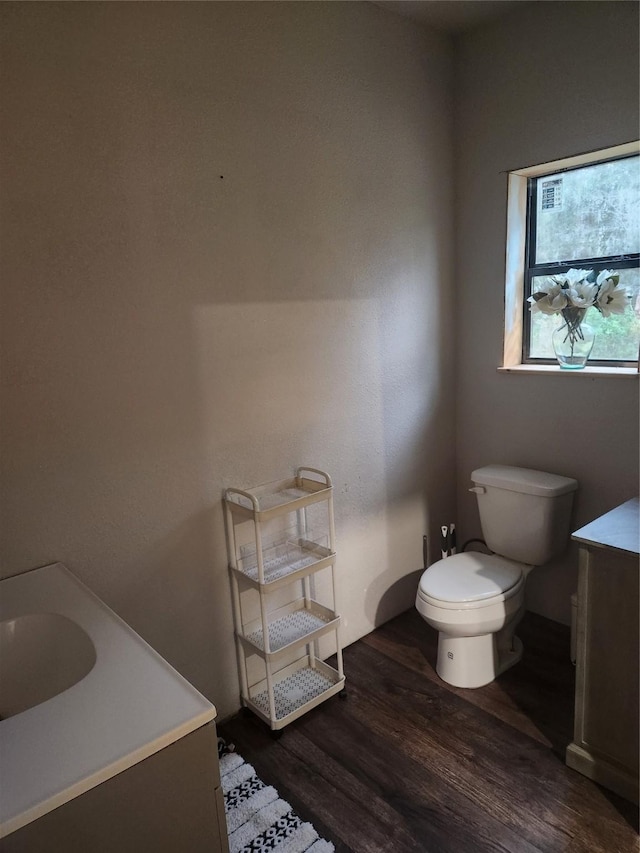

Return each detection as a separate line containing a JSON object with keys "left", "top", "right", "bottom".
{"left": 224, "top": 467, "right": 345, "bottom": 731}
{"left": 0, "top": 563, "right": 229, "bottom": 853}
{"left": 0, "top": 721, "right": 228, "bottom": 853}
{"left": 566, "top": 497, "right": 639, "bottom": 804}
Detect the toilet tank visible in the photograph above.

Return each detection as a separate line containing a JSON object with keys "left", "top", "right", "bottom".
{"left": 471, "top": 465, "right": 578, "bottom": 566}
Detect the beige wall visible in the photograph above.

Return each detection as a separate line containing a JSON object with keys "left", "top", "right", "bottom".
{"left": 0, "top": 2, "right": 455, "bottom": 717}
{"left": 454, "top": 1, "right": 640, "bottom": 625}
{"left": 3, "top": 0, "right": 635, "bottom": 719}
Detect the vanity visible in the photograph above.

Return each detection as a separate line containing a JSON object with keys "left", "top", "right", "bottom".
{"left": 0, "top": 563, "right": 229, "bottom": 852}
{"left": 566, "top": 497, "right": 639, "bottom": 804}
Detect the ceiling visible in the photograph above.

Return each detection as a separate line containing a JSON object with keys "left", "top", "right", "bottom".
{"left": 372, "top": 1, "right": 533, "bottom": 33}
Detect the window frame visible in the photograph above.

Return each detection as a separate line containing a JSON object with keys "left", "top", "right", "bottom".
{"left": 502, "top": 141, "right": 640, "bottom": 374}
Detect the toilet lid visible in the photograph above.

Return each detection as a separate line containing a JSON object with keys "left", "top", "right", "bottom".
{"left": 418, "top": 552, "right": 523, "bottom": 605}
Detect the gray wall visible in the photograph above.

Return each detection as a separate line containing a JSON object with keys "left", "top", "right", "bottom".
{"left": 0, "top": 2, "right": 455, "bottom": 718}
{"left": 454, "top": 0, "right": 640, "bottom": 624}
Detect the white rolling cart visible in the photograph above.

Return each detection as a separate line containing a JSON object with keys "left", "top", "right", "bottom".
{"left": 224, "top": 467, "right": 346, "bottom": 731}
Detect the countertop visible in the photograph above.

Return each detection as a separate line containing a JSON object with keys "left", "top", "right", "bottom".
{"left": 572, "top": 496, "right": 640, "bottom": 557}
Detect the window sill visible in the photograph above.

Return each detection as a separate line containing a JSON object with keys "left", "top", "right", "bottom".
{"left": 498, "top": 364, "right": 639, "bottom": 377}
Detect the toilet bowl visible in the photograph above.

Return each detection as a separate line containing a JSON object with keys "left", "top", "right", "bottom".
{"left": 416, "top": 552, "right": 527, "bottom": 688}
{"left": 416, "top": 464, "right": 578, "bottom": 689}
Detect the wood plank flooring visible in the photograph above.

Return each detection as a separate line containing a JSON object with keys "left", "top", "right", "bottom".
{"left": 220, "top": 609, "right": 639, "bottom": 853}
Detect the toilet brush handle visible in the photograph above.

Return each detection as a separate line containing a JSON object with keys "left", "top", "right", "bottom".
{"left": 440, "top": 525, "right": 450, "bottom": 559}
{"left": 449, "top": 523, "right": 457, "bottom": 556}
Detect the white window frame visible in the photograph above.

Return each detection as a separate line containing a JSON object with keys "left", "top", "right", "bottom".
{"left": 500, "top": 140, "right": 640, "bottom": 376}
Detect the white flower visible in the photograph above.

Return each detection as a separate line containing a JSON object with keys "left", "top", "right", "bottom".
{"left": 528, "top": 282, "right": 568, "bottom": 314}
{"left": 596, "top": 269, "right": 620, "bottom": 287}
{"left": 597, "top": 279, "right": 628, "bottom": 317}
{"left": 563, "top": 268, "right": 592, "bottom": 286}
{"left": 567, "top": 281, "right": 598, "bottom": 308}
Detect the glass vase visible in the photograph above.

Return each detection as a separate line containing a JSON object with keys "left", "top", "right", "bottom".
{"left": 552, "top": 308, "right": 595, "bottom": 369}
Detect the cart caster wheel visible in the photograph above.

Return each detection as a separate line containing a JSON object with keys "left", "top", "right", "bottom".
{"left": 270, "top": 729, "right": 284, "bottom": 740}
{"left": 339, "top": 690, "right": 348, "bottom": 700}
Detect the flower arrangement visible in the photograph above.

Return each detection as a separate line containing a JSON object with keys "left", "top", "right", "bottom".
{"left": 528, "top": 268, "right": 630, "bottom": 365}
{"left": 528, "top": 268, "right": 628, "bottom": 319}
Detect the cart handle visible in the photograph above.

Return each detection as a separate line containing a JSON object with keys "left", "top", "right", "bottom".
{"left": 296, "top": 467, "right": 332, "bottom": 488}
{"left": 224, "top": 487, "right": 260, "bottom": 511}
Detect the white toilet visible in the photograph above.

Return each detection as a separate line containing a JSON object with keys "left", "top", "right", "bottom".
{"left": 416, "top": 465, "right": 578, "bottom": 689}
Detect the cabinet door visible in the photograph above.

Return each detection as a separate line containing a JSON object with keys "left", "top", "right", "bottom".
{"left": 577, "top": 547, "right": 639, "bottom": 771}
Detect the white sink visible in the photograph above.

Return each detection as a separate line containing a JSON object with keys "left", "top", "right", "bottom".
{"left": 0, "top": 613, "right": 96, "bottom": 719}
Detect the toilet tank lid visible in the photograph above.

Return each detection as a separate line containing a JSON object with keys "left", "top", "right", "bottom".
{"left": 471, "top": 465, "right": 578, "bottom": 497}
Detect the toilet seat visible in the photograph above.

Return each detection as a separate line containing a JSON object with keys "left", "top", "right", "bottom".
{"left": 417, "top": 552, "right": 524, "bottom": 611}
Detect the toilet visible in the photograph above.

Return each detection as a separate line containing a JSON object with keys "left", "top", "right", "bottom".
{"left": 416, "top": 465, "right": 578, "bottom": 689}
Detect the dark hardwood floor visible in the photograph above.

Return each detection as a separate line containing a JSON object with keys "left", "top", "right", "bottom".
{"left": 220, "top": 609, "right": 639, "bottom": 853}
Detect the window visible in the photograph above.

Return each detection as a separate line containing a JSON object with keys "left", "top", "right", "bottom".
{"left": 503, "top": 142, "right": 640, "bottom": 373}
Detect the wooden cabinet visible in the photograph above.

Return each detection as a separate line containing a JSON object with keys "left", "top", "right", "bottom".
{"left": 0, "top": 722, "right": 229, "bottom": 853}
{"left": 566, "top": 497, "right": 639, "bottom": 804}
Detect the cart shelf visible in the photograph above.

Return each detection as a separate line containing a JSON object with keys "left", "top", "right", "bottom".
{"left": 234, "top": 538, "right": 335, "bottom": 590}
{"left": 245, "top": 657, "right": 344, "bottom": 730}
{"left": 240, "top": 599, "right": 339, "bottom": 659}
{"left": 225, "top": 469, "right": 332, "bottom": 522}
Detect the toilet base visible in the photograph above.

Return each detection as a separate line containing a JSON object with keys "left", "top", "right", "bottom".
{"left": 436, "top": 633, "right": 523, "bottom": 689}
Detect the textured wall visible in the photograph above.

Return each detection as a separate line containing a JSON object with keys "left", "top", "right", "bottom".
{"left": 0, "top": 2, "right": 455, "bottom": 717}
{"left": 454, "top": 1, "right": 640, "bottom": 624}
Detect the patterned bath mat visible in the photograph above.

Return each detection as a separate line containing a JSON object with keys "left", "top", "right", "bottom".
{"left": 218, "top": 739, "right": 335, "bottom": 853}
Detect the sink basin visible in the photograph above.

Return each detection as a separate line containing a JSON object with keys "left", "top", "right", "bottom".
{"left": 0, "top": 613, "right": 96, "bottom": 719}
